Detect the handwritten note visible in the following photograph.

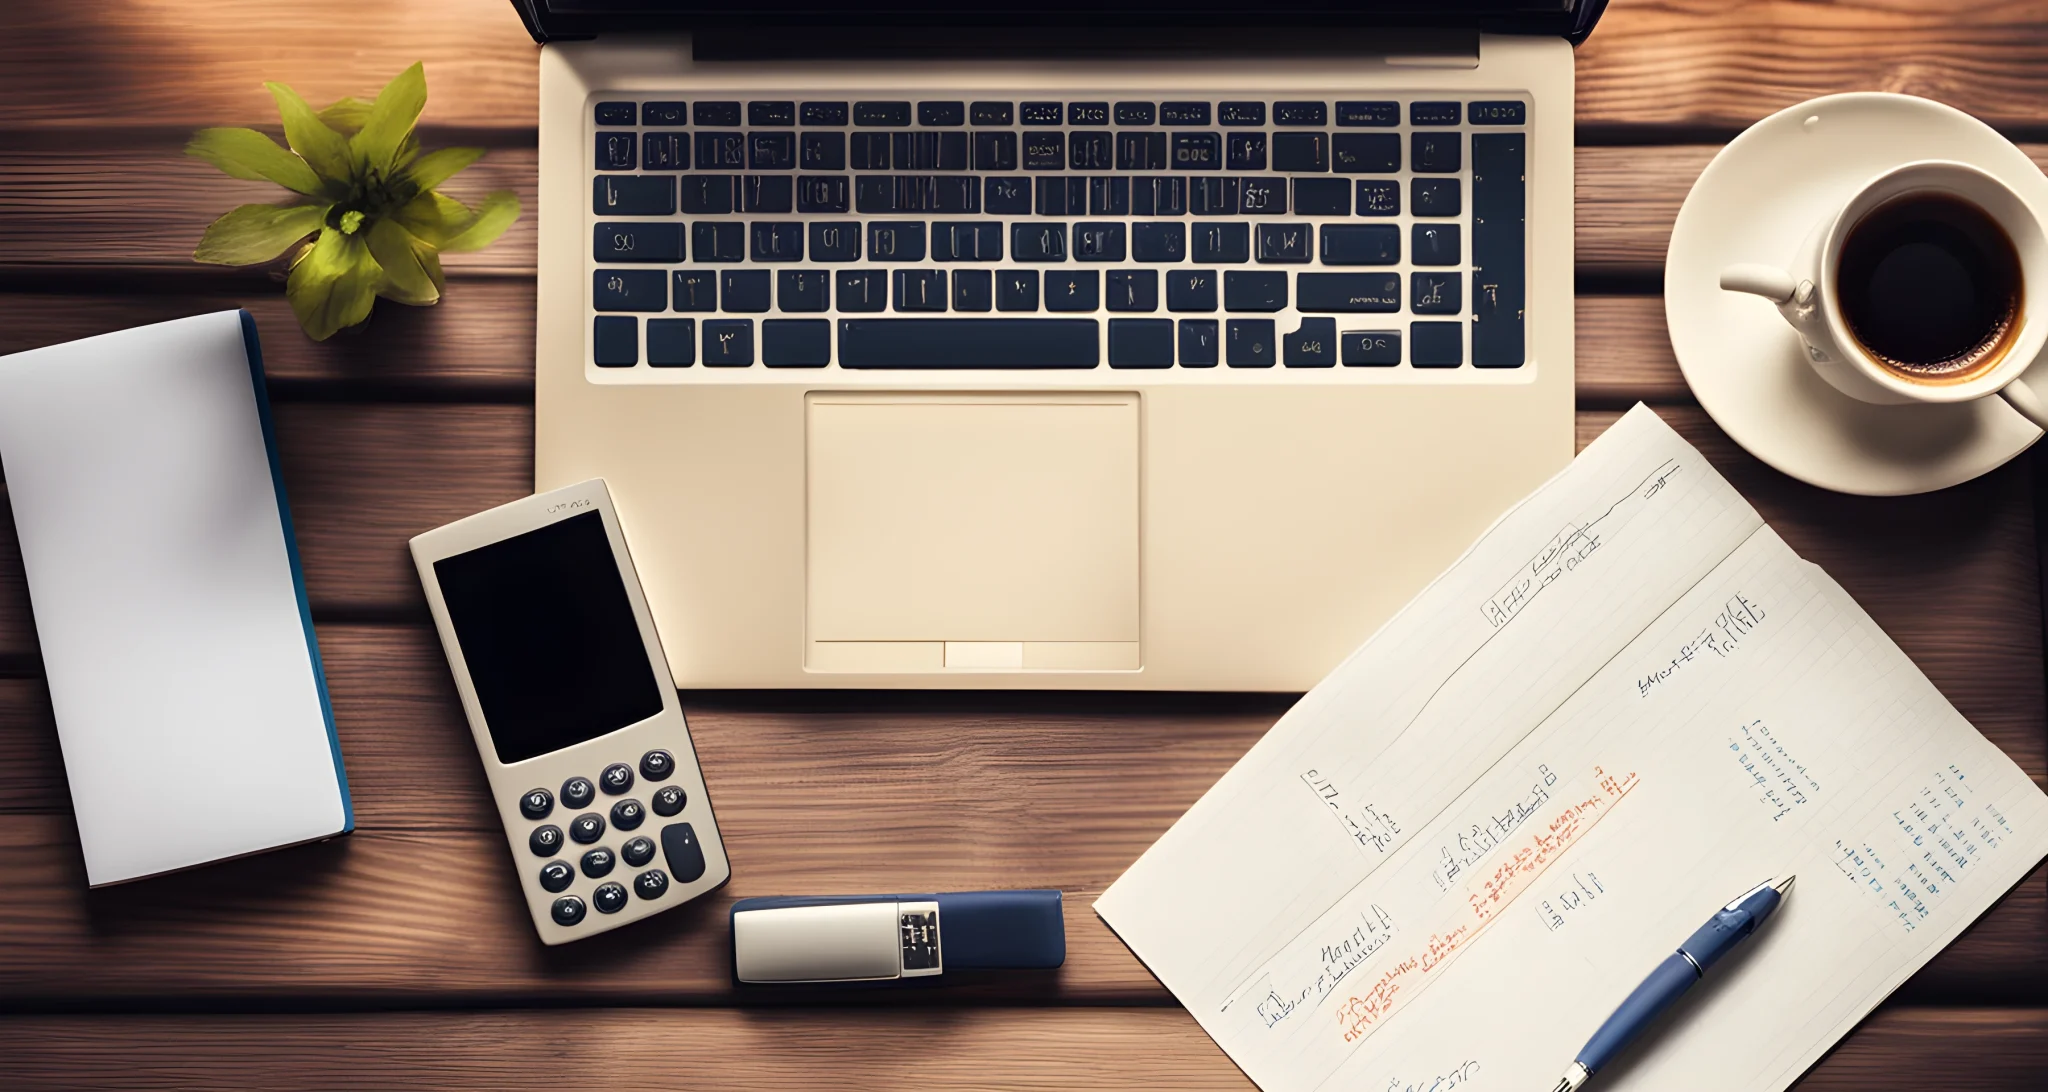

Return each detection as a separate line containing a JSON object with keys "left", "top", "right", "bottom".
{"left": 1097, "top": 405, "right": 2048, "bottom": 1092}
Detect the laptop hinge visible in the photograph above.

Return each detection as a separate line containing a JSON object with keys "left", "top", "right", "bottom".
{"left": 692, "top": 28, "right": 1478, "bottom": 65}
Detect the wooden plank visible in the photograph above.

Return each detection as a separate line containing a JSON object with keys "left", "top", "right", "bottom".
{"left": 0, "top": 621, "right": 2037, "bottom": 1003}
{"left": 7, "top": 1, "right": 2048, "bottom": 132}
{"left": 0, "top": 286, "right": 534, "bottom": 395}
{"left": 5, "top": 1006, "right": 2047, "bottom": 1090}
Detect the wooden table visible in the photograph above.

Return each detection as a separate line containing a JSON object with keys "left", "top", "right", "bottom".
{"left": 2, "top": 1, "right": 2045, "bottom": 1086}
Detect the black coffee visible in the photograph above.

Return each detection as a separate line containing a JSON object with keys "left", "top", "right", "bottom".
{"left": 1837, "top": 192, "right": 2022, "bottom": 382}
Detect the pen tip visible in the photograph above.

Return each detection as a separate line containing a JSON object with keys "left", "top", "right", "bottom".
{"left": 1773, "top": 875, "right": 1796, "bottom": 895}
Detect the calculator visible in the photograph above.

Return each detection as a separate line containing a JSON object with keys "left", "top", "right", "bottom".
{"left": 411, "top": 479, "right": 730, "bottom": 944}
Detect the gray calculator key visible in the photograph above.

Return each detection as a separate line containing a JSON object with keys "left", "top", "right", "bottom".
{"left": 661, "top": 823, "right": 709, "bottom": 883}
{"left": 551, "top": 895, "right": 586, "bottom": 926}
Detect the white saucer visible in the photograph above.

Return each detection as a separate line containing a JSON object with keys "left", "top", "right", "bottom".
{"left": 1665, "top": 92, "right": 2045, "bottom": 496}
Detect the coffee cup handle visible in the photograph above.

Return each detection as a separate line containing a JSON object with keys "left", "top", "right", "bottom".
{"left": 1999, "top": 373, "right": 2048, "bottom": 432}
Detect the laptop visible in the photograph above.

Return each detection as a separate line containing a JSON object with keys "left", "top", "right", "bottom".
{"left": 518, "top": 1, "right": 1602, "bottom": 690}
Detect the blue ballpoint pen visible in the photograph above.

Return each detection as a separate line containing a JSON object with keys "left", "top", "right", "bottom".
{"left": 1547, "top": 876, "right": 1794, "bottom": 1091}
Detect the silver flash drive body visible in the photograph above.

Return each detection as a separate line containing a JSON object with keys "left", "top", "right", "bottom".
{"left": 730, "top": 890, "right": 1063, "bottom": 985}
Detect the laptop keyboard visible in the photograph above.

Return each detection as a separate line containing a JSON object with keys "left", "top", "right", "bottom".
{"left": 585, "top": 94, "right": 1527, "bottom": 373}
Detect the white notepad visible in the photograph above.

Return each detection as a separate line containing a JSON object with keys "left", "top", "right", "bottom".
{"left": 0, "top": 310, "right": 351, "bottom": 886}
{"left": 1097, "top": 405, "right": 2048, "bottom": 1092}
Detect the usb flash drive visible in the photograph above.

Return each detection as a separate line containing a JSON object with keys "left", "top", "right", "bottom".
{"left": 730, "top": 890, "right": 1064, "bottom": 984}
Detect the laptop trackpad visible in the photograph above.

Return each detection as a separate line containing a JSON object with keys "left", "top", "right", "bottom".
{"left": 806, "top": 392, "right": 1139, "bottom": 669}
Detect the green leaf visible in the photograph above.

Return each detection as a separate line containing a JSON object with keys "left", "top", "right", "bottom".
{"left": 391, "top": 190, "right": 475, "bottom": 247}
{"left": 286, "top": 227, "right": 383, "bottom": 340}
{"left": 193, "top": 202, "right": 329, "bottom": 265}
{"left": 437, "top": 190, "right": 521, "bottom": 253}
{"left": 318, "top": 96, "right": 374, "bottom": 136}
{"left": 353, "top": 62, "right": 427, "bottom": 176}
{"left": 403, "top": 146, "right": 483, "bottom": 192}
{"left": 267, "top": 81, "right": 354, "bottom": 186}
{"left": 185, "top": 128, "right": 324, "bottom": 195}
{"left": 365, "top": 217, "right": 440, "bottom": 305}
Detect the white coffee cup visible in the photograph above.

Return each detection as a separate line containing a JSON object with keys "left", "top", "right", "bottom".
{"left": 1720, "top": 159, "right": 2048, "bottom": 430}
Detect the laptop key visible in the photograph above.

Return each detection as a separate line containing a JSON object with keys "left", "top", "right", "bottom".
{"left": 1284, "top": 317, "right": 1337, "bottom": 366}
{"left": 1070, "top": 131, "right": 1113, "bottom": 171}
{"left": 997, "top": 270, "right": 1041, "bottom": 311}
{"left": 741, "top": 175, "right": 793, "bottom": 213}
{"left": 595, "top": 270, "right": 667, "bottom": 312}
{"left": 680, "top": 175, "right": 735, "bottom": 215}
{"left": 836, "top": 270, "right": 887, "bottom": 312}
{"left": 974, "top": 131, "right": 1018, "bottom": 171}
{"left": 722, "top": 270, "right": 771, "bottom": 312}
{"left": 1134, "top": 177, "right": 1186, "bottom": 216}
{"left": 797, "top": 175, "right": 850, "bottom": 213}
{"left": 1227, "top": 319, "right": 1276, "bottom": 366}
{"left": 1292, "top": 178, "right": 1350, "bottom": 216}
{"left": 838, "top": 318, "right": 1098, "bottom": 368}
{"left": 1218, "top": 101, "right": 1266, "bottom": 126}
{"left": 593, "top": 316, "right": 637, "bottom": 366}
{"left": 801, "top": 101, "right": 849, "bottom": 126}
{"left": 1069, "top": 102, "right": 1110, "bottom": 126}
{"left": 918, "top": 101, "right": 966, "bottom": 126}
{"left": 1411, "top": 272, "right": 1461, "bottom": 314}
{"left": 749, "top": 101, "right": 796, "bottom": 126}
{"left": 851, "top": 132, "right": 891, "bottom": 170}
{"left": 1275, "top": 102, "right": 1327, "bottom": 126}
{"left": 1412, "top": 132, "right": 1461, "bottom": 173}
{"left": 808, "top": 221, "right": 861, "bottom": 262}
{"left": 596, "top": 132, "right": 636, "bottom": 171}
{"left": 750, "top": 222, "right": 803, "bottom": 262}
{"left": 1271, "top": 133, "right": 1328, "bottom": 173}
{"left": 1255, "top": 224, "right": 1311, "bottom": 264}
{"left": 893, "top": 131, "right": 969, "bottom": 171}
{"left": 932, "top": 222, "right": 1003, "bottom": 262}
{"left": 672, "top": 271, "right": 717, "bottom": 312}
{"left": 1117, "top": 132, "right": 1167, "bottom": 171}
{"left": 1132, "top": 222, "right": 1186, "bottom": 263}
{"left": 748, "top": 133, "right": 795, "bottom": 170}
{"left": 1109, "top": 319, "right": 1173, "bottom": 367}
{"left": 762, "top": 319, "right": 830, "bottom": 366}
{"left": 1412, "top": 223, "right": 1460, "bottom": 266}
{"left": 632, "top": 100, "right": 679, "bottom": 127}
{"left": 854, "top": 101, "right": 912, "bottom": 126}
{"left": 1342, "top": 330, "right": 1401, "bottom": 365}
{"left": 693, "top": 222, "right": 744, "bottom": 262}
{"left": 594, "top": 175, "right": 675, "bottom": 216}
{"left": 641, "top": 132, "right": 688, "bottom": 170}
{"left": 778, "top": 270, "right": 830, "bottom": 312}
{"left": 1333, "top": 133, "right": 1399, "bottom": 174}
{"left": 595, "top": 222, "right": 683, "bottom": 263}
{"left": 894, "top": 269, "right": 948, "bottom": 312}
{"left": 1013, "top": 222, "right": 1068, "bottom": 262}
{"left": 1167, "top": 270, "right": 1218, "bottom": 312}
{"left": 1090, "top": 176, "right": 1131, "bottom": 216}
{"left": 953, "top": 269, "right": 994, "bottom": 311}
{"left": 1190, "top": 177, "right": 1239, "bottom": 216}
{"left": 1192, "top": 222, "right": 1249, "bottom": 263}
{"left": 1336, "top": 101, "right": 1398, "bottom": 127}
{"left": 595, "top": 101, "right": 636, "bottom": 126}
{"left": 801, "top": 132, "right": 846, "bottom": 170}
{"left": 1023, "top": 131, "right": 1066, "bottom": 170}
{"left": 1320, "top": 224, "right": 1400, "bottom": 266}
{"left": 648, "top": 319, "right": 696, "bottom": 366}
{"left": 1225, "top": 133, "right": 1266, "bottom": 171}
{"left": 1160, "top": 101, "right": 1210, "bottom": 126}
{"left": 1412, "top": 178, "right": 1460, "bottom": 217}
{"left": 696, "top": 132, "right": 746, "bottom": 168}
{"left": 986, "top": 176, "right": 1031, "bottom": 213}
{"left": 1297, "top": 272, "right": 1400, "bottom": 312}
{"left": 1239, "top": 177, "right": 1285, "bottom": 215}
{"left": 1106, "top": 270, "right": 1158, "bottom": 312}
{"left": 694, "top": 101, "right": 742, "bottom": 127}
{"left": 869, "top": 221, "right": 927, "bottom": 262}
{"left": 1173, "top": 132, "right": 1221, "bottom": 170}
{"left": 702, "top": 319, "right": 754, "bottom": 366}
{"left": 1036, "top": 176, "right": 1087, "bottom": 216}
{"left": 1411, "top": 321, "right": 1463, "bottom": 367}
{"left": 971, "top": 101, "right": 1014, "bottom": 126}
{"left": 1075, "top": 223, "right": 1126, "bottom": 262}
{"left": 1178, "top": 319, "right": 1219, "bottom": 366}
{"left": 1410, "top": 101, "right": 1461, "bottom": 126}
{"left": 1472, "top": 132, "right": 1526, "bottom": 368}
{"left": 1356, "top": 180, "right": 1400, "bottom": 216}
{"left": 1045, "top": 271, "right": 1100, "bottom": 311}
{"left": 1468, "top": 100, "right": 1526, "bottom": 125}
{"left": 1224, "top": 271, "right": 1287, "bottom": 312}
{"left": 1115, "top": 102, "right": 1156, "bottom": 126}
{"left": 1020, "top": 102, "right": 1063, "bottom": 125}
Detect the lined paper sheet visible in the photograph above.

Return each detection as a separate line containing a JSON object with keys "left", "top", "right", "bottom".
{"left": 1096, "top": 405, "right": 2048, "bottom": 1092}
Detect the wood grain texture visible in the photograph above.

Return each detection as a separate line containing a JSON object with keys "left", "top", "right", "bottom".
{"left": 8, "top": 2, "right": 2048, "bottom": 132}
{"left": 0, "top": 616, "right": 2037, "bottom": 1004}
{"left": 5, "top": 1006, "right": 2047, "bottom": 1091}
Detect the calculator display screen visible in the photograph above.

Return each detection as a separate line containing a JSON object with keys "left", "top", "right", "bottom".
{"left": 434, "top": 511, "right": 665, "bottom": 764}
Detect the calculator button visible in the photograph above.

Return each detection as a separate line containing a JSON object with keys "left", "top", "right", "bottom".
{"left": 622, "top": 836, "right": 657, "bottom": 867}
{"left": 551, "top": 895, "right": 587, "bottom": 926}
{"left": 561, "top": 777, "right": 595, "bottom": 809}
{"left": 593, "top": 882, "right": 630, "bottom": 914}
{"left": 635, "top": 869, "right": 671, "bottom": 900}
{"left": 570, "top": 813, "right": 606, "bottom": 844}
{"left": 600, "top": 763, "right": 636, "bottom": 795}
{"left": 640, "top": 749, "right": 676, "bottom": 780}
{"left": 539, "top": 860, "right": 574, "bottom": 893}
{"left": 660, "top": 822, "right": 708, "bottom": 883}
{"left": 519, "top": 788, "right": 554, "bottom": 820}
{"left": 611, "top": 798, "right": 646, "bottom": 831}
{"left": 580, "top": 846, "right": 617, "bottom": 878}
{"left": 529, "top": 825, "right": 564, "bottom": 856}
{"left": 651, "top": 785, "right": 686, "bottom": 816}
